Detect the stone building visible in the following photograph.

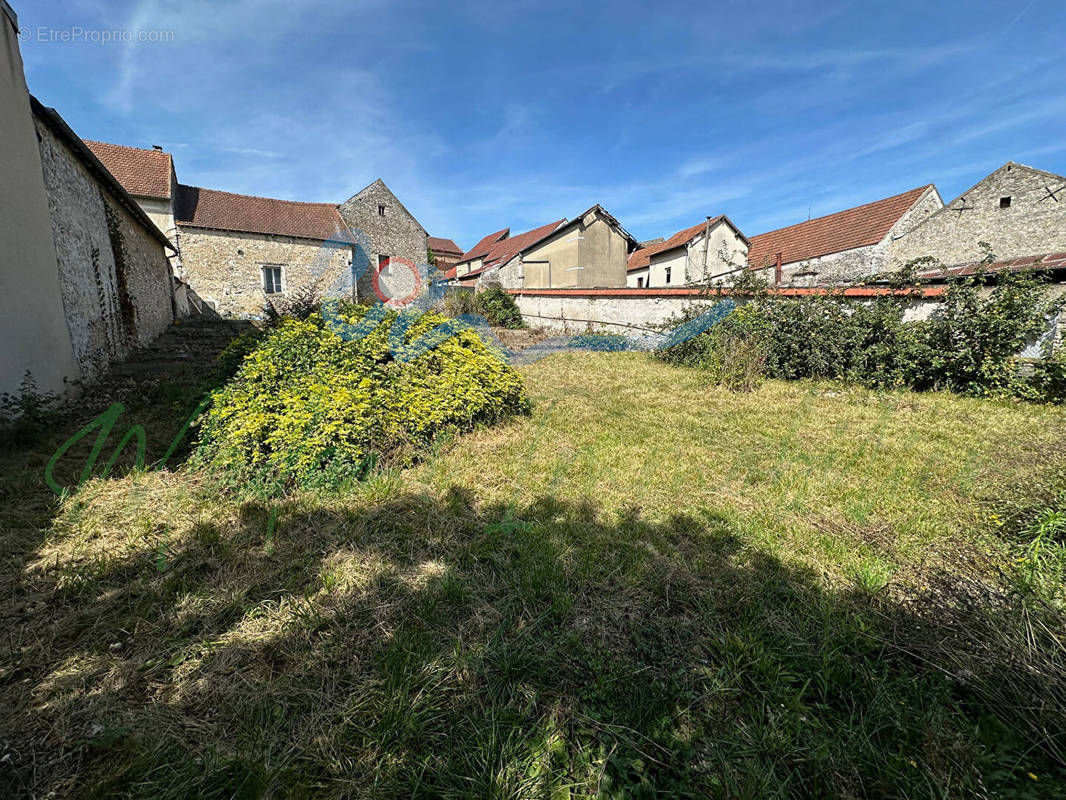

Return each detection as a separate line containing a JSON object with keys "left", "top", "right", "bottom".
{"left": 746, "top": 185, "right": 943, "bottom": 286}
{"left": 626, "top": 216, "right": 749, "bottom": 288}
{"left": 457, "top": 206, "right": 638, "bottom": 290}
{"left": 338, "top": 179, "right": 429, "bottom": 299}
{"left": 174, "top": 185, "right": 357, "bottom": 317}
{"left": 79, "top": 139, "right": 431, "bottom": 317}
{"left": 428, "top": 236, "right": 463, "bottom": 276}
{"left": 888, "top": 162, "right": 1066, "bottom": 269}
{"left": 0, "top": 3, "right": 177, "bottom": 394}
{"left": 454, "top": 228, "right": 512, "bottom": 282}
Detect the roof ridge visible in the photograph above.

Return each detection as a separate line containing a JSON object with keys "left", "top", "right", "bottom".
{"left": 752, "top": 185, "right": 932, "bottom": 238}
{"left": 178, "top": 183, "right": 340, "bottom": 208}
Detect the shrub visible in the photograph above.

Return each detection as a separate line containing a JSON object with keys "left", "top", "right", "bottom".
{"left": 658, "top": 266, "right": 1063, "bottom": 402}
{"left": 435, "top": 289, "right": 477, "bottom": 320}
{"left": 193, "top": 304, "right": 530, "bottom": 490}
{"left": 262, "top": 275, "right": 325, "bottom": 324}
{"left": 475, "top": 287, "right": 526, "bottom": 329}
{"left": 0, "top": 372, "right": 62, "bottom": 449}
{"left": 1029, "top": 347, "right": 1066, "bottom": 404}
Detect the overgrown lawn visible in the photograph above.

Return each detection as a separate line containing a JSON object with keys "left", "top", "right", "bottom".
{"left": 2, "top": 352, "right": 1065, "bottom": 797}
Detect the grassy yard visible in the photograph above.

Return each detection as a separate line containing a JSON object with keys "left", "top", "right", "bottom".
{"left": 3, "top": 351, "right": 1066, "bottom": 797}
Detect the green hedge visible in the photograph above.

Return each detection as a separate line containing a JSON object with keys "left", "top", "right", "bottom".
{"left": 194, "top": 304, "right": 530, "bottom": 490}
{"left": 658, "top": 270, "right": 1064, "bottom": 402}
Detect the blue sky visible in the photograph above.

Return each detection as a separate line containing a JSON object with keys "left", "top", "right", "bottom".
{"left": 16, "top": 0, "right": 1066, "bottom": 250}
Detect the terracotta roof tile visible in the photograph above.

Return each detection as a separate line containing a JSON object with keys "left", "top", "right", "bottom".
{"left": 459, "top": 228, "right": 509, "bottom": 263}
{"left": 428, "top": 236, "right": 463, "bottom": 256}
{"left": 174, "top": 184, "right": 352, "bottom": 241}
{"left": 83, "top": 140, "right": 173, "bottom": 200}
{"left": 747, "top": 186, "right": 932, "bottom": 270}
{"left": 458, "top": 220, "right": 567, "bottom": 280}
{"left": 627, "top": 217, "right": 723, "bottom": 271}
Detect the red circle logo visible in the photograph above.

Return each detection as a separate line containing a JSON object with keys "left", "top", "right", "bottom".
{"left": 372, "top": 257, "right": 423, "bottom": 306}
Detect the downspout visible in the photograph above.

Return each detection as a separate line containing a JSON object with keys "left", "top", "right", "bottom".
{"left": 775, "top": 252, "right": 783, "bottom": 286}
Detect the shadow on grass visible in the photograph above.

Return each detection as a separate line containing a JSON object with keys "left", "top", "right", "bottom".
{"left": 2, "top": 483, "right": 1064, "bottom": 799}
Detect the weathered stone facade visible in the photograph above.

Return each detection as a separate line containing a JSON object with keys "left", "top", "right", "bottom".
{"left": 338, "top": 179, "right": 428, "bottom": 298}
{"left": 750, "top": 187, "right": 943, "bottom": 286}
{"left": 34, "top": 112, "right": 175, "bottom": 385}
{"left": 889, "top": 163, "right": 1066, "bottom": 268}
{"left": 176, "top": 228, "right": 354, "bottom": 317}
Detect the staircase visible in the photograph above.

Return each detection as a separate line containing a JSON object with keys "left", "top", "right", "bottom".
{"left": 108, "top": 314, "right": 258, "bottom": 379}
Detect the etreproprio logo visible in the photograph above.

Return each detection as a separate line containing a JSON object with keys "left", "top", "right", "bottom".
{"left": 307, "top": 230, "right": 736, "bottom": 363}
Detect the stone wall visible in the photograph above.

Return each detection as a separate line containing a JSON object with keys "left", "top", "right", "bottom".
{"left": 889, "top": 163, "right": 1066, "bottom": 268}
{"left": 34, "top": 116, "right": 174, "bottom": 384}
{"left": 512, "top": 288, "right": 943, "bottom": 336}
{"left": 338, "top": 179, "right": 428, "bottom": 299}
{"left": 176, "top": 227, "right": 354, "bottom": 317}
{"left": 0, "top": 8, "right": 79, "bottom": 395}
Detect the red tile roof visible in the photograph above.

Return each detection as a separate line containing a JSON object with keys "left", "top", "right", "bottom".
{"left": 747, "top": 185, "right": 933, "bottom": 270}
{"left": 627, "top": 217, "right": 724, "bottom": 271}
{"left": 83, "top": 140, "right": 173, "bottom": 200}
{"left": 458, "top": 219, "right": 567, "bottom": 280}
{"left": 174, "top": 184, "right": 352, "bottom": 241}
{"left": 917, "top": 252, "right": 1066, "bottom": 280}
{"left": 459, "top": 227, "right": 510, "bottom": 264}
{"left": 428, "top": 236, "right": 463, "bottom": 256}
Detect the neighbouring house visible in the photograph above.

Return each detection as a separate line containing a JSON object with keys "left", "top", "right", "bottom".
{"left": 80, "top": 138, "right": 430, "bottom": 317}
{"left": 174, "top": 185, "right": 358, "bottom": 317}
{"left": 338, "top": 179, "right": 429, "bottom": 299}
{"left": 453, "top": 227, "right": 511, "bottom": 282}
{"left": 626, "top": 216, "right": 749, "bottom": 288}
{"left": 746, "top": 185, "right": 943, "bottom": 286}
{"left": 83, "top": 140, "right": 178, "bottom": 245}
{"left": 428, "top": 236, "right": 463, "bottom": 276}
{"left": 497, "top": 206, "right": 637, "bottom": 289}
{"left": 0, "top": 2, "right": 177, "bottom": 395}
{"left": 888, "top": 162, "right": 1066, "bottom": 270}
{"left": 458, "top": 206, "right": 638, "bottom": 290}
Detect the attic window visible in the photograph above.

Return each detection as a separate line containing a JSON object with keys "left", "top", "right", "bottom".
{"left": 999, "top": 196, "right": 1012, "bottom": 208}
{"left": 378, "top": 204, "right": 387, "bottom": 216}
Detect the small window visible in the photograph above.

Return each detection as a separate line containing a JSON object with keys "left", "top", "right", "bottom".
{"left": 1000, "top": 196, "right": 1012, "bottom": 208}
{"left": 664, "top": 267, "right": 671, "bottom": 284}
{"left": 637, "top": 277, "right": 645, "bottom": 288}
{"left": 377, "top": 254, "right": 391, "bottom": 275}
{"left": 378, "top": 204, "right": 387, "bottom": 216}
{"left": 262, "top": 265, "right": 283, "bottom": 294}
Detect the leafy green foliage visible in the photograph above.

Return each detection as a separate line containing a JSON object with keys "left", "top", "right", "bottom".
{"left": 193, "top": 303, "right": 530, "bottom": 490}
{"left": 660, "top": 268, "right": 1064, "bottom": 402}
{"left": 473, "top": 286, "right": 526, "bottom": 329}
{"left": 0, "top": 372, "right": 62, "bottom": 449}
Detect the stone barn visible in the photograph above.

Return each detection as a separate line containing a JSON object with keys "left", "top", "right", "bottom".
{"left": 746, "top": 185, "right": 943, "bottom": 286}
{"left": 888, "top": 162, "right": 1066, "bottom": 269}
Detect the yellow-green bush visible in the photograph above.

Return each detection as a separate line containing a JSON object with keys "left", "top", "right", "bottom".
{"left": 193, "top": 304, "right": 530, "bottom": 490}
